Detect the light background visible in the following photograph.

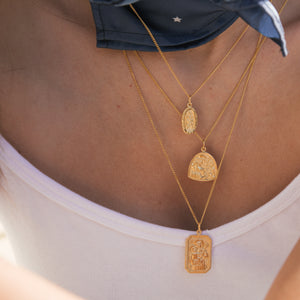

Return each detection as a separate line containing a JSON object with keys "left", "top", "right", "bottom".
{"left": 0, "top": 222, "right": 16, "bottom": 264}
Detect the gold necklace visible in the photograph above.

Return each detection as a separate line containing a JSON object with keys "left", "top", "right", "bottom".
{"left": 130, "top": 3, "right": 250, "bottom": 136}
{"left": 129, "top": 1, "right": 287, "bottom": 184}
{"left": 124, "top": 0, "right": 288, "bottom": 274}
{"left": 124, "top": 33, "right": 264, "bottom": 273}
{"left": 129, "top": 4, "right": 249, "bottom": 183}
{"left": 134, "top": 49, "right": 253, "bottom": 182}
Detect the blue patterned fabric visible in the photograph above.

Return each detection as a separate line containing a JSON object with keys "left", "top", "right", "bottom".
{"left": 89, "top": 0, "right": 287, "bottom": 56}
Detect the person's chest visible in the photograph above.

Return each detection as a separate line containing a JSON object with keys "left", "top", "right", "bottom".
{"left": 0, "top": 5, "right": 299, "bottom": 231}
{"left": 0, "top": 48, "right": 299, "bottom": 232}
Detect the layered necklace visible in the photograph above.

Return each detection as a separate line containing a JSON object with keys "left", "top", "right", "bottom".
{"left": 123, "top": 0, "right": 288, "bottom": 273}
{"left": 130, "top": 4, "right": 251, "bottom": 183}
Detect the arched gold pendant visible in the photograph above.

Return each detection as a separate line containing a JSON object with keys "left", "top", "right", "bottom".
{"left": 188, "top": 152, "right": 217, "bottom": 182}
{"left": 181, "top": 104, "right": 198, "bottom": 134}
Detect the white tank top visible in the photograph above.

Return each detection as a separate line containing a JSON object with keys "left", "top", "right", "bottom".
{"left": 0, "top": 134, "right": 299, "bottom": 300}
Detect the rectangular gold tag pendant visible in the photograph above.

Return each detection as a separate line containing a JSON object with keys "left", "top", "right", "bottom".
{"left": 185, "top": 234, "right": 212, "bottom": 273}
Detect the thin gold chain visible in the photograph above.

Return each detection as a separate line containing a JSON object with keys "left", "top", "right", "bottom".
{"left": 129, "top": 4, "right": 249, "bottom": 103}
{"left": 135, "top": 49, "right": 256, "bottom": 144}
{"left": 125, "top": 0, "right": 288, "bottom": 231}
{"left": 123, "top": 33, "right": 263, "bottom": 230}
{"left": 130, "top": 0, "right": 287, "bottom": 145}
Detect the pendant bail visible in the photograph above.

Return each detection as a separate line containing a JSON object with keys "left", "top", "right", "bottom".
{"left": 197, "top": 223, "right": 202, "bottom": 235}
{"left": 187, "top": 96, "right": 192, "bottom": 107}
{"left": 201, "top": 141, "right": 207, "bottom": 152}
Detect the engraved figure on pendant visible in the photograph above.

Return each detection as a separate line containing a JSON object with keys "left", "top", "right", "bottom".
{"left": 185, "top": 235, "right": 212, "bottom": 273}
{"left": 188, "top": 152, "right": 217, "bottom": 182}
{"left": 190, "top": 241, "right": 209, "bottom": 271}
{"left": 181, "top": 104, "right": 198, "bottom": 134}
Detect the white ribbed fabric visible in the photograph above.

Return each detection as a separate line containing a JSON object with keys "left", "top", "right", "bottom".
{"left": 0, "top": 134, "right": 299, "bottom": 300}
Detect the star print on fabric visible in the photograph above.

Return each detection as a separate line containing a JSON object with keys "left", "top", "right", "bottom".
{"left": 173, "top": 16, "right": 182, "bottom": 23}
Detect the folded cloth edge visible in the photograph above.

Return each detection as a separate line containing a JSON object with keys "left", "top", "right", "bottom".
{"left": 90, "top": 0, "right": 288, "bottom": 56}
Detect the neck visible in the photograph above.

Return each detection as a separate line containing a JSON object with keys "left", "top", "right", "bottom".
{"left": 30, "top": 0, "right": 247, "bottom": 63}
{"left": 135, "top": 16, "right": 257, "bottom": 97}
{"left": 28, "top": 0, "right": 95, "bottom": 29}
{"left": 1, "top": 0, "right": 262, "bottom": 116}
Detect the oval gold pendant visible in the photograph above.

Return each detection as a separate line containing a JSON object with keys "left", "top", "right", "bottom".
{"left": 181, "top": 106, "right": 198, "bottom": 134}
{"left": 188, "top": 152, "right": 217, "bottom": 182}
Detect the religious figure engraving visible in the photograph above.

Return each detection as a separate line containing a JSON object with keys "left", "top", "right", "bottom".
{"left": 188, "top": 152, "right": 217, "bottom": 181}
{"left": 182, "top": 106, "right": 198, "bottom": 134}
{"left": 185, "top": 234, "right": 212, "bottom": 273}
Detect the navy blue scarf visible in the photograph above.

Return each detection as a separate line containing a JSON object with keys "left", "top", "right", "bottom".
{"left": 89, "top": 0, "right": 287, "bottom": 56}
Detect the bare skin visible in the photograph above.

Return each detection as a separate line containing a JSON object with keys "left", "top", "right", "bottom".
{"left": 0, "top": 0, "right": 299, "bottom": 231}
{"left": 265, "top": 239, "right": 300, "bottom": 300}
{"left": 0, "top": 0, "right": 299, "bottom": 299}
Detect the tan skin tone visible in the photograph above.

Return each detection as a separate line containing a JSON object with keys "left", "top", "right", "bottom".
{"left": 0, "top": 0, "right": 299, "bottom": 299}
{"left": 265, "top": 239, "right": 300, "bottom": 300}
{"left": 0, "top": 0, "right": 299, "bottom": 230}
